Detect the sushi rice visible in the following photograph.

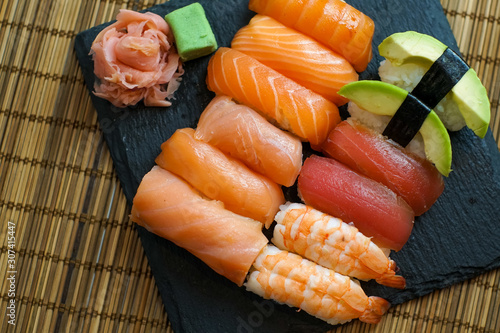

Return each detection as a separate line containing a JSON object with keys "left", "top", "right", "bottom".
{"left": 347, "top": 102, "right": 426, "bottom": 159}
{"left": 378, "top": 59, "right": 466, "bottom": 131}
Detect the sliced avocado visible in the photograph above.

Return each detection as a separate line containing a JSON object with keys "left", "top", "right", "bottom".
{"left": 338, "top": 80, "right": 452, "bottom": 176}
{"left": 379, "top": 31, "right": 490, "bottom": 138}
{"left": 451, "top": 69, "right": 490, "bottom": 138}
{"left": 379, "top": 31, "right": 447, "bottom": 66}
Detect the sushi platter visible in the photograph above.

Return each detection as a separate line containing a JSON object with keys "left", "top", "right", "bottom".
{"left": 75, "top": 0, "right": 500, "bottom": 331}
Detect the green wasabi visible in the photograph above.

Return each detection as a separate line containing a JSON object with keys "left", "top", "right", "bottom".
{"left": 165, "top": 3, "right": 218, "bottom": 62}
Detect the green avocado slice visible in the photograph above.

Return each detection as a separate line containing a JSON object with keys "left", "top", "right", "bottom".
{"left": 338, "top": 80, "right": 452, "bottom": 176}
{"left": 378, "top": 31, "right": 490, "bottom": 138}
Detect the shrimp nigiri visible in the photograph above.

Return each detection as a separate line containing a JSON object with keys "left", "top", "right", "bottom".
{"left": 273, "top": 203, "right": 406, "bottom": 289}
{"left": 206, "top": 47, "right": 341, "bottom": 148}
{"left": 246, "top": 245, "right": 391, "bottom": 325}
{"left": 248, "top": 0, "right": 375, "bottom": 72}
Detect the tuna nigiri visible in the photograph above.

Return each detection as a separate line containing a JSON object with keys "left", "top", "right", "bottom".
{"left": 323, "top": 119, "right": 444, "bottom": 215}
{"left": 195, "top": 96, "right": 303, "bottom": 187}
{"left": 155, "top": 128, "right": 284, "bottom": 227}
{"left": 130, "top": 166, "right": 268, "bottom": 286}
{"left": 231, "top": 15, "right": 358, "bottom": 106}
{"left": 248, "top": 0, "right": 375, "bottom": 72}
{"left": 206, "top": 47, "right": 341, "bottom": 148}
{"left": 246, "top": 245, "right": 390, "bottom": 325}
{"left": 273, "top": 203, "right": 406, "bottom": 289}
{"left": 298, "top": 155, "right": 414, "bottom": 251}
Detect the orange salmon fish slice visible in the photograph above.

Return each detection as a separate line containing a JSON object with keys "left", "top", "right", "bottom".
{"left": 130, "top": 166, "right": 268, "bottom": 286}
{"left": 248, "top": 0, "right": 375, "bottom": 72}
{"left": 232, "top": 15, "right": 358, "bottom": 106}
{"left": 195, "top": 95, "right": 303, "bottom": 187}
{"left": 155, "top": 128, "right": 285, "bottom": 228}
{"left": 206, "top": 47, "right": 340, "bottom": 149}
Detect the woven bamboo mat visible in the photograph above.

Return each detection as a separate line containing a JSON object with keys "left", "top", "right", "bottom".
{"left": 0, "top": 0, "right": 498, "bottom": 332}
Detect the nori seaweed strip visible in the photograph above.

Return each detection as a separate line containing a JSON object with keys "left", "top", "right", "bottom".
{"left": 411, "top": 47, "right": 469, "bottom": 108}
{"left": 382, "top": 93, "right": 431, "bottom": 147}
{"left": 382, "top": 48, "right": 468, "bottom": 147}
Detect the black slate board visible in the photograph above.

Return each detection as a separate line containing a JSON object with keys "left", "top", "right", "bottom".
{"left": 75, "top": 0, "right": 500, "bottom": 332}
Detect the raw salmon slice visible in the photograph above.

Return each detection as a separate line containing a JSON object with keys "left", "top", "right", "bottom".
{"left": 195, "top": 95, "right": 303, "bottom": 187}
{"left": 130, "top": 166, "right": 268, "bottom": 286}
{"left": 155, "top": 128, "right": 285, "bottom": 227}
{"left": 232, "top": 15, "right": 358, "bottom": 106}
{"left": 248, "top": 0, "right": 375, "bottom": 72}
{"left": 323, "top": 120, "right": 444, "bottom": 215}
{"left": 206, "top": 47, "right": 340, "bottom": 148}
{"left": 298, "top": 155, "right": 414, "bottom": 251}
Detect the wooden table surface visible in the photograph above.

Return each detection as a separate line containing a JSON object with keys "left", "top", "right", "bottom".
{"left": 0, "top": 0, "right": 499, "bottom": 332}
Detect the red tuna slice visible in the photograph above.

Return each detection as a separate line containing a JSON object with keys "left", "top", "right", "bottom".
{"left": 298, "top": 155, "right": 414, "bottom": 251}
{"left": 322, "top": 120, "right": 444, "bottom": 215}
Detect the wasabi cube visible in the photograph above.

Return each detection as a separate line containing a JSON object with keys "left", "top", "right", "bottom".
{"left": 165, "top": 3, "right": 218, "bottom": 62}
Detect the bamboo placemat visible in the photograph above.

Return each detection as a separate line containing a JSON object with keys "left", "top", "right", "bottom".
{"left": 0, "top": 0, "right": 498, "bottom": 332}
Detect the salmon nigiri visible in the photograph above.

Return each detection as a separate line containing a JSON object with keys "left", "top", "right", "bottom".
{"left": 195, "top": 96, "right": 303, "bottom": 187}
{"left": 322, "top": 119, "right": 444, "bottom": 215}
{"left": 248, "top": 0, "right": 375, "bottom": 72}
{"left": 130, "top": 166, "right": 268, "bottom": 286}
{"left": 206, "top": 47, "right": 340, "bottom": 148}
{"left": 155, "top": 128, "right": 285, "bottom": 227}
{"left": 231, "top": 15, "right": 358, "bottom": 106}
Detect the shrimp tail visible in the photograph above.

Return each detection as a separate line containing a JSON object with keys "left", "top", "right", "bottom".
{"left": 375, "top": 260, "right": 406, "bottom": 289}
{"left": 359, "top": 296, "right": 391, "bottom": 324}
{"left": 375, "top": 274, "right": 406, "bottom": 289}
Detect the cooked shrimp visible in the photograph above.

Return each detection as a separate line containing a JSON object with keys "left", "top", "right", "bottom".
{"left": 246, "top": 245, "right": 390, "bottom": 325}
{"left": 272, "top": 203, "right": 406, "bottom": 289}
